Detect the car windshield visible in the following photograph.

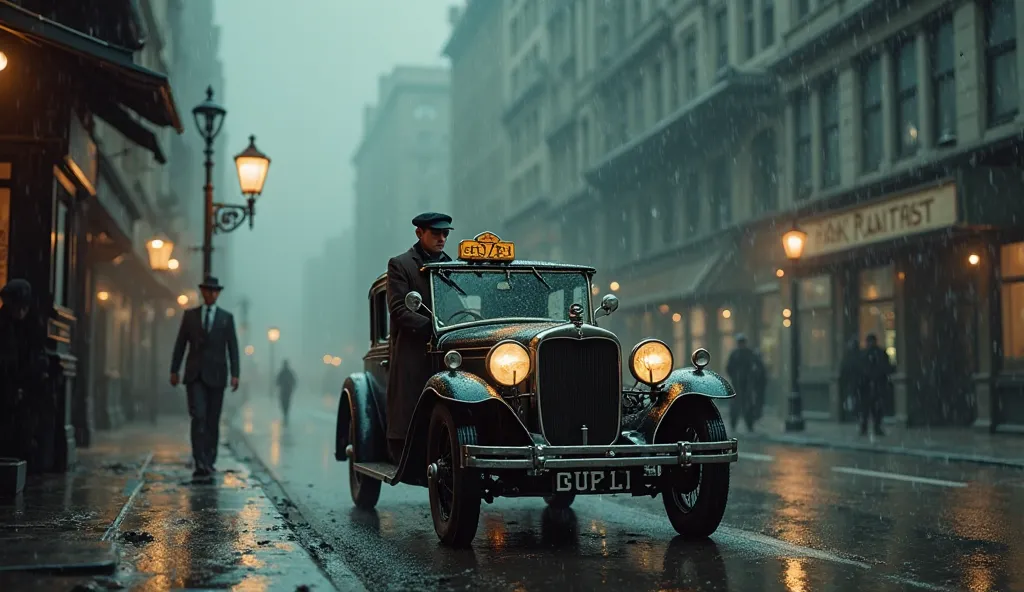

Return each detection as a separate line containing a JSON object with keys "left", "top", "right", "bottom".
{"left": 431, "top": 269, "right": 592, "bottom": 329}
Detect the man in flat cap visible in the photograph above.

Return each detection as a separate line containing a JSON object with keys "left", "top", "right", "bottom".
{"left": 170, "top": 275, "right": 240, "bottom": 480}
{"left": 384, "top": 212, "right": 453, "bottom": 463}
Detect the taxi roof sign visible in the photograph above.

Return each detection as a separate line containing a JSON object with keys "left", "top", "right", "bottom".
{"left": 458, "top": 231, "right": 516, "bottom": 262}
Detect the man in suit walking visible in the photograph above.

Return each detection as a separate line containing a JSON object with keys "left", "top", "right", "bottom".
{"left": 170, "top": 276, "right": 240, "bottom": 479}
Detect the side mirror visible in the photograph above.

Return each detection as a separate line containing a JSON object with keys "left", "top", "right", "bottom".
{"left": 593, "top": 294, "right": 619, "bottom": 320}
{"left": 405, "top": 291, "right": 423, "bottom": 312}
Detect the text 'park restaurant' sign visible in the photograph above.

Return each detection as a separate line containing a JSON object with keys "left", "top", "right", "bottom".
{"left": 799, "top": 183, "right": 959, "bottom": 258}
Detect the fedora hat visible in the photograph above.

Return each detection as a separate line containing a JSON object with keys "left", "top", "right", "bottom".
{"left": 199, "top": 276, "right": 224, "bottom": 291}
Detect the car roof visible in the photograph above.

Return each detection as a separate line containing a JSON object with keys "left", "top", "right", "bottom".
{"left": 423, "top": 260, "right": 596, "bottom": 272}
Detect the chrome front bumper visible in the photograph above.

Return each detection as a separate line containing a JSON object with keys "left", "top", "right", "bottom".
{"left": 461, "top": 439, "right": 739, "bottom": 471}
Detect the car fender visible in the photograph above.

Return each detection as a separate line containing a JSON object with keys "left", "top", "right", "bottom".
{"left": 636, "top": 367, "right": 734, "bottom": 442}
{"left": 335, "top": 373, "right": 386, "bottom": 463}
{"left": 392, "top": 370, "right": 534, "bottom": 485}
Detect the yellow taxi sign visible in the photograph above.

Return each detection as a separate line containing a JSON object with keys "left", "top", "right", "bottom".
{"left": 458, "top": 232, "right": 516, "bottom": 262}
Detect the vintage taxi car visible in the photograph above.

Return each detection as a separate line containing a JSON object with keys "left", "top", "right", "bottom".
{"left": 334, "top": 232, "right": 739, "bottom": 547}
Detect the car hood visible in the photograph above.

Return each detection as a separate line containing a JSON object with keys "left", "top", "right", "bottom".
{"left": 436, "top": 321, "right": 565, "bottom": 350}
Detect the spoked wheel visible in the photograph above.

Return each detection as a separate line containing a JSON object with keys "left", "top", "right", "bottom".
{"left": 427, "top": 404, "right": 481, "bottom": 547}
{"left": 349, "top": 415, "right": 381, "bottom": 509}
{"left": 660, "top": 402, "right": 730, "bottom": 539}
{"left": 543, "top": 492, "right": 576, "bottom": 509}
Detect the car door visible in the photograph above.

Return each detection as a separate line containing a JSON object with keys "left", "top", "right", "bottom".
{"left": 364, "top": 283, "right": 390, "bottom": 429}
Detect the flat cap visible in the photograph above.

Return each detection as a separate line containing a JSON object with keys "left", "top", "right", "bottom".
{"left": 412, "top": 212, "right": 454, "bottom": 230}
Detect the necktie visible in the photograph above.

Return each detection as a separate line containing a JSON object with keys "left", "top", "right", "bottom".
{"left": 204, "top": 307, "right": 212, "bottom": 332}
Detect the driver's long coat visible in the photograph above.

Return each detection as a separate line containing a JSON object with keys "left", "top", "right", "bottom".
{"left": 385, "top": 244, "right": 451, "bottom": 441}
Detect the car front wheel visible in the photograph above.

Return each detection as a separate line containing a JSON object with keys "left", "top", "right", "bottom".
{"left": 659, "top": 401, "right": 730, "bottom": 539}
{"left": 349, "top": 415, "right": 381, "bottom": 509}
{"left": 427, "top": 403, "right": 481, "bottom": 547}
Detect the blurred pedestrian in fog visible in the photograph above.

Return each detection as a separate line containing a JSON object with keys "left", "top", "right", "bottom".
{"left": 859, "top": 334, "right": 893, "bottom": 437}
{"left": 276, "top": 360, "right": 297, "bottom": 424}
{"left": 839, "top": 337, "right": 862, "bottom": 422}
{"left": 0, "top": 279, "right": 50, "bottom": 472}
{"left": 726, "top": 334, "right": 766, "bottom": 433}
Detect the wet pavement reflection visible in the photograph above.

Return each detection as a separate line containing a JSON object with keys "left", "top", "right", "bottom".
{"left": 230, "top": 394, "right": 1024, "bottom": 591}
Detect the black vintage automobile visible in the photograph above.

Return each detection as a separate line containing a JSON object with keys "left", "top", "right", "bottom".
{"left": 335, "top": 232, "right": 739, "bottom": 546}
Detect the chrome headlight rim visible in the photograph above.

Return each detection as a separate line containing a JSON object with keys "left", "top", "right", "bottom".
{"left": 629, "top": 338, "right": 674, "bottom": 386}
{"left": 443, "top": 349, "right": 463, "bottom": 370}
{"left": 485, "top": 339, "right": 531, "bottom": 387}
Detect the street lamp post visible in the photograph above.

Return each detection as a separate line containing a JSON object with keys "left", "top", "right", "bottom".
{"left": 267, "top": 327, "right": 281, "bottom": 399}
{"left": 191, "top": 87, "right": 272, "bottom": 278}
{"left": 782, "top": 225, "right": 808, "bottom": 432}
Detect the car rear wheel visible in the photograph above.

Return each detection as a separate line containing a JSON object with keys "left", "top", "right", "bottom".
{"left": 660, "top": 401, "right": 730, "bottom": 539}
{"left": 349, "top": 415, "right": 381, "bottom": 509}
{"left": 427, "top": 403, "right": 481, "bottom": 547}
{"left": 543, "top": 492, "right": 576, "bottom": 509}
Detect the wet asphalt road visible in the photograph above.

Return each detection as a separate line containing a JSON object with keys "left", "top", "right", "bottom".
{"left": 228, "top": 393, "right": 1024, "bottom": 592}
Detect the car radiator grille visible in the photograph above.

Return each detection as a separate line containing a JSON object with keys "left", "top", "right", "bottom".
{"left": 536, "top": 337, "right": 621, "bottom": 446}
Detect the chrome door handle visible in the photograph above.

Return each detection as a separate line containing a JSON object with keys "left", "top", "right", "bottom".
{"left": 380, "top": 360, "right": 389, "bottom": 368}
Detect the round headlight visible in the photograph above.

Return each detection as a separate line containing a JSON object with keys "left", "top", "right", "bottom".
{"left": 443, "top": 350, "right": 462, "bottom": 370}
{"left": 486, "top": 340, "right": 531, "bottom": 386}
{"left": 629, "top": 339, "right": 674, "bottom": 385}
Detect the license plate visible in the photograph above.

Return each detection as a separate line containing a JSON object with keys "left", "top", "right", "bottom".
{"left": 553, "top": 469, "right": 632, "bottom": 493}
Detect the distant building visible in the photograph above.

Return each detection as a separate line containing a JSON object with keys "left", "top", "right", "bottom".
{"left": 351, "top": 66, "right": 451, "bottom": 347}
{"left": 301, "top": 232, "right": 360, "bottom": 386}
{"left": 443, "top": 1, "right": 508, "bottom": 244}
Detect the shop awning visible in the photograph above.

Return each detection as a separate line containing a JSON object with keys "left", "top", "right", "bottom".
{"left": 613, "top": 249, "right": 731, "bottom": 311}
{"left": 585, "top": 68, "right": 777, "bottom": 188}
{"left": 0, "top": 0, "right": 183, "bottom": 161}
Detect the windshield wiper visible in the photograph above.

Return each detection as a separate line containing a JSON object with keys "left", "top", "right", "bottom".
{"left": 436, "top": 271, "right": 467, "bottom": 296}
{"left": 530, "top": 267, "right": 551, "bottom": 289}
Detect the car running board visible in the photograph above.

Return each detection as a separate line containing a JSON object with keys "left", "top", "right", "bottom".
{"left": 353, "top": 462, "right": 399, "bottom": 484}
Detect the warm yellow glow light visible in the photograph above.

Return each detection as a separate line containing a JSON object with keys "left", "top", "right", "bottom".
{"left": 658, "top": 304, "right": 670, "bottom": 314}
{"left": 244, "top": 345, "right": 255, "bottom": 355}
{"left": 721, "top": 309, "right": 732, "bottom": 319}
{"left": 150, "top": 239, "right": 164, "bottom": 249}
{"left": 783, "top": 319, "right": 792, "bottom": 327}
{"left": 331, "top": 356, "right": 342, "bottom": 367}
{"left": 630, "top": 340, "right": 673, "bottom": 385}
{"left": 0, "top": 52, "right": 8, "bottom": 72}
{"left": 145, "top": 238, "right": 175, "bottom": 270}
{"left": 267, "top": 327, "right": 281, "bottom": 342}
{"left": 322, "top": 354, "right": 332, "bottom": 364}
{"left": 487, "top": 341, "right": 530, "bottom": 386}
{"left": 671, "top": 313, "right": 682, "bottom": 323}
{"left": 167, "top": 258, "right": 180, "bottom": 270}
{"left": 97, "top": 291, "right": 110, "bottom": 301}
{"left": 235, "top": 135, "right": 271, "bottom": 195}
{"left": 177, "top": 294, "right": 189, "bottom": 306}
{"left": 609, "top": 281, "right": 620, "bottom": 292}
{"left": 782, "top": 227, "right": 808, "bottom": 260}
{"left": 776, "top": 268, "right": 785, "bottom": 278}
{"left": 783, "top": 308, "right": 792, "bottom": 318}
{"left": 165, "top": 307, "right": 176, "bottom": 318}
{"left": 968, "top": 253, "right": 980, "bottom": 266}
{"left": 591, "top": 284, "right": 600, "bottom": 295}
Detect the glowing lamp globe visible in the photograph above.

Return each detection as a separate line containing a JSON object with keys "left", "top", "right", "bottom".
{"left": 782, "top": 227, "right": 808, "bottom": 260}
{"left": 235, "top": 135, "right": 271, "bottom": 196}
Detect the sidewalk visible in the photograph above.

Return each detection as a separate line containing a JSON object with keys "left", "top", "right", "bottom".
{"left": 0, "top": 415, "right": 336, "bottom": 590}
{"left": 741, "top": 409, "right": 1024, "bottom": 468}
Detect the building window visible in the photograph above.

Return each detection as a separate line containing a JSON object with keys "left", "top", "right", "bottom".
{"left": 1000, "top": 243, "right": 1024, "bottom": 367}
{"left": 795, "top": 0, "right": 810, "bottom": 20}
{"left": 931, "top": 16, "right": 956, "bottom": 145}
{"left": 684, "top": 171, "right": 701, "bottom": 233}
{"left": 652, "top": 61, "right": 664, "bottom": 121}
{"left": 985, "top": 0, "right": 1018, "bottom": 125}
{"left": 820, "top": 78, "right": 840, "bottom": 188}
{"left": 861, "top": 55, "right": 883, "bottom": 173}
{"left": 744, "top": 0, "right": 755, "bottom": 59}
{"left": 751, "top": 129, "right": 778, "bottom": 215}
{"left": 896, "top": 40, "right": 919, "bottom": 158}
{"left": 719, "top": 307, "right": 736, "bottom": 356}
{"left": 760, "top": 292, "right": 782, "bottom": 381}
{"left": 51, "top": 194, "right": 71, "bottom": 308}
{"left": 710, "top": 158, "right": 731, "bottom": 230}
{"left": 793, "top": 91, "right": 812, "bottom": 199}
{"left": 859, "top": 265, "right": 897, "bottom": 366}
{"left": 667, "top": 47, "right": 679, "bottom": 109}
{"left": 661, "top": 187, "right": 676, "bottom": 246}
{"left": 799, "top": 275, "right": 832, "bottom": 370}
{"left": 714, "top": 8, "right": 728, "bottom": 72}
{"left": 762, "top": 0, "right": 775, "bottom": 48}
{"left": 684, "top": 34, "right": 698, "bottom": 100}
{"left": 690, "top": 307, "right": 707, "bottom": 351}
{"left": 632, "top": 77, "right": 645, "bottom": 135}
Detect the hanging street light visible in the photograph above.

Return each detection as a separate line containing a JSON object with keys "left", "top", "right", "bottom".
{"left": 146, "top": 238, "right": 175, "bottom": 271}
{"left": 782, "top": 224, "right": 808, "bottom": 433}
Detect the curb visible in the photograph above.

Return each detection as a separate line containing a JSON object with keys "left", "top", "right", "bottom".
{"left": 746, "top": 433, "right": 1024, "bottom": 469}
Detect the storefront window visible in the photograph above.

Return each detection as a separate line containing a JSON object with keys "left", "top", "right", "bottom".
{"left": 1000, "top": 243, "right": 1024, "bottom": 366}
{"left": 799, "top": 275, "right": 832, "bottom": 369}
{"left": 859, "top": 264, "right": 897, "bottom": 365}
{"left": 718, "top": 307, "right": 736, "bottom": 356}
{"left": 760, "top": 292, "right": 782, "bottom": 379}
{"left": 690, "top": 307, "right": 706, "bottom": 351}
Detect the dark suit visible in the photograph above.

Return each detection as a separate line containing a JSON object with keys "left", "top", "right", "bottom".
{"left": 385, "top": 244, "right": 450, "bottom": 455}
{"left": 170, "top": 305, "right": 240, "bottom": 470}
